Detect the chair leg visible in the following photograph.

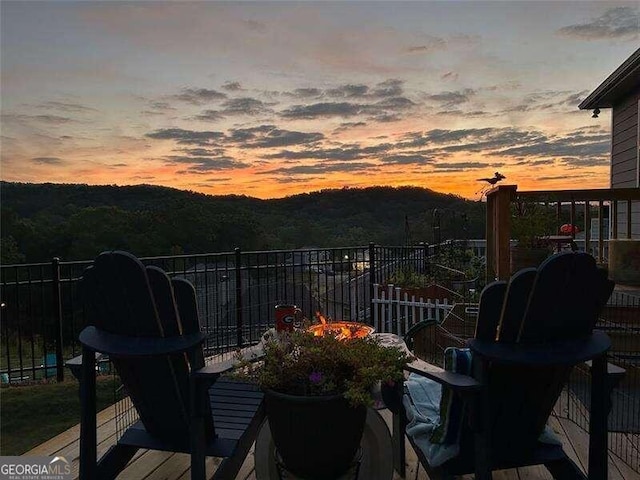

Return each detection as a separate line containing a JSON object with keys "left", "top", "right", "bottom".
{"left": 190, "top": 376, "right": 207, "bottom": 480}
{"left": 545, "top": 457, "right": 586, "bottom": 480}
{"left": 473, "top": 431, "right": 492, "bottom": 480}
{"left": 392, "top": 409, "right": 406, "bottom": 477}
{"left": 212, "top": 414, "right": 266, "bottom": 480}
{"left": 588, "top": 355, "right": 608, "bottom": 480}
{"left": 79, "top": 347, "right": 97, "bottom": 480}
{"left": 96, "top": 444, "right": 138, "bottom": 480}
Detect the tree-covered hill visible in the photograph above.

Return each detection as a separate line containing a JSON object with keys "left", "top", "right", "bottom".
{"left": 1, "top": 182, "right": 485, "bottom": 263}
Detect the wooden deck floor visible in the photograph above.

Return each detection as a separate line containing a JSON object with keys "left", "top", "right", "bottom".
{"left": 26, "top": 401, "right": 639, "bottom": 480}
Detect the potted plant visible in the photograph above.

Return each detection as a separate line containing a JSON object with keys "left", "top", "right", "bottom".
{"left": 387, "top": 266, "right": 430, "bottom": 291}
{"left": 510, "top": 200, "right": 556, "bottom": 273}
{"left": 235, "top": 329, "right": 408, "bottom": 479}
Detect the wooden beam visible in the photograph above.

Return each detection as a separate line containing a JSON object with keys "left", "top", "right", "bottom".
{"left": 517, "top": 187, "right": 639, "bottom": 202}
{"left": 486, "top": 185, "right": 517, "bottom": 282}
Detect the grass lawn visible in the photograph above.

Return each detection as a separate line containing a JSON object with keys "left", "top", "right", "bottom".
{"left": 0, "top": 376, "right": 115, "bottom": 455}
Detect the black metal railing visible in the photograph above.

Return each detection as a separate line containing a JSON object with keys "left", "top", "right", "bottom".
{"left": 3, "top": 243, "right": 478, "bottom": 384}
{"left": 556, "top": 289, "right": 640, "bottom": 472}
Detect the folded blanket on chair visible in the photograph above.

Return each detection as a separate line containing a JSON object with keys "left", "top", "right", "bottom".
{"left": 403, "top": 373, "right": 459, "bottom": 467}
{"left": 403, "top": 348, "right": 563, "bottom": 468}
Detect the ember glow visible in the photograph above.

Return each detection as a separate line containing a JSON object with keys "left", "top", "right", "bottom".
{"left": 306, "top": 312, "right": 374, "bottom": 340}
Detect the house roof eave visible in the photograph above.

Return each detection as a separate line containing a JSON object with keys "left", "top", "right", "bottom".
{"left": 578, "top": 47, "right": 640, "bottom": 110}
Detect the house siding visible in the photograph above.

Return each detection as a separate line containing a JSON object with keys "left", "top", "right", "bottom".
{"left": 611, "top": 88, "right": 640, "bottom": 239}
{"left": 611, "top": 90, "right": 639, "bottom": 188}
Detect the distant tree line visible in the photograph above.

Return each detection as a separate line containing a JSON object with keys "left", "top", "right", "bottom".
{"left": 1, "top": 182, "right": 486, "bottom": 263}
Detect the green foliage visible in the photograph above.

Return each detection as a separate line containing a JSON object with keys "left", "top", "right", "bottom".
{"left": 434, "top": 242, "right": 484, "bottom": 279}
{"left": 511, "top": 200, "right": 557, "bottom": 248}
{"left": 235, "top": 330, "right": 409, "bottom": 408}
{"left": 388, "top": 267, "right": 429, "bottom": 288}
{"left": 1, "top": 182, "right": 487, "bottom": 262}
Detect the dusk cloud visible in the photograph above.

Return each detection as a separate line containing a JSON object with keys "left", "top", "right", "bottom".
{"left": 221, "top": 97, "right": 271, "bottom": 115}
{"left": 433, "top": 161, "right": 496, "bottom": 171}
{"left": 221, "top": 81, "right": 242, "bottom": 91}
{"left": 373, "top": 96, "right": 415, "bottom": 110}
{"left": 146, "top": 128, "right": 224, "bottom": 146}
{"left": 380, "top": 153, "right": 434, "bottom": 165}
{"left": 178, "top": 148, "right": 227, "bottom": 157}
{"left": 264, "top": 142, "right": 391, "bottom": 161}
{"left": 280, "top": 93, "right": 415, "bottom": 120}
{"left": 405, "top": 36, "right": 446, "bottom": 54}
{"left": 426, "top": 89, "right": 476, "bottom": 107}
{"left": 496, "top": 138, "right": 609, "bottom": 159}
{"left": 286, "top": 88, "right": 323, "bottom": 98}
{"left": 504, "top": 89, "right": 592, "bottom": 113}
{"left": 327, "top": 84, "right": 369, "bottom": 98}
{"left": 38, "top": 101, "right": 97, "bottom": 113}
{"left": 31, "top": 156, "right": 66, "bottom": 165}
{"left": 281, "top": 102, "right": 363, "bottom": 119}
{"left": 231, "top": 125, "right": 324, "bottom": 148}
{"left": 174, "top": 88, "right": 227, "bottom": 104}
{"left": 194, "top": 110, "right": 225, "bottom": 121}
{"left": 165, "top": 155, "right": 247, "bottom": 172}
{"left": 333, "top": 121, "right": 367, "bottom": 133}
{"left": 143, "top": 102, "right": 176, "bottom": 116}
{"left": 371, "top": 79, "right": 404, "bottom": 98}
{"left": 558, "top": 7, "right": 639, "bottom": 40}
{"left": 263, "top": 162, "right": 377, "bottom": 175}
{"left": 3, "top": 114, "right": 75, "bottom": 125}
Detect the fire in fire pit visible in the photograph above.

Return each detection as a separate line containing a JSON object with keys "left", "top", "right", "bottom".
{"left": 306, "top": 312, "right": 374, "bottom": 340}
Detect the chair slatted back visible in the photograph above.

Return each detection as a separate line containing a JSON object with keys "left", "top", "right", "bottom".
{"left": 473, "top": 252, "right": 614, "bottom": 454}
{"left": 81, "top": 251, "right": 209, "bottom": 442}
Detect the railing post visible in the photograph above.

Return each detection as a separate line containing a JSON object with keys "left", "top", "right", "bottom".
{"left": 51, "top": 257, "right": 64, "bottom": 382}
{"left": 235, "top": 248, "right": 243, "bottom": 348}
{"left": 486, "top": 185, "right": 517, "bottom": 282}
{"left": 368, "top": 243, "right": 376, "bottom": 325}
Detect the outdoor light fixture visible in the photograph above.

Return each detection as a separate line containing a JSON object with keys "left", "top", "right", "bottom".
{"left": 592, "top": 108, "right": 600, "bottom": 118}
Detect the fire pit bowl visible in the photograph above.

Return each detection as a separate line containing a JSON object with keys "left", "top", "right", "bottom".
{"left": 306, "top": 321, "right": 374, "bottom": 340}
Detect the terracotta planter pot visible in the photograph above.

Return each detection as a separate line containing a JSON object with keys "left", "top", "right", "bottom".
{"left": 265, "top": 389, "right": 367, "bottom": 479}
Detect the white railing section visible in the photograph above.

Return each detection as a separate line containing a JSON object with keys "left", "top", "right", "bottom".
{"left": 372, "top": 284, "right": 453, "bottom": 336}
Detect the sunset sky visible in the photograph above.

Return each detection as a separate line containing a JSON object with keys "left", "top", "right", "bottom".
{"left": 1, "top": 1, "right": 638, "bottom": 199}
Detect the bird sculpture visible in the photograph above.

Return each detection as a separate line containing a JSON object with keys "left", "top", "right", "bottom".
{"left": 476, "top": 172, "right": 506, "bottom": 196}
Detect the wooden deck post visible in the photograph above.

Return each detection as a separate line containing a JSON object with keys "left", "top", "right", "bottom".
{"left": 79, "top": 345, "right": 97, "bottom": 479}
{"left": 589, "top": 354, "right": 608, "bottom": 480}
{"left": 486, "top": 185, "right": 517, "bottom": 282}
{"left": 52, "top": 257, "right": 65, "bottom": 382}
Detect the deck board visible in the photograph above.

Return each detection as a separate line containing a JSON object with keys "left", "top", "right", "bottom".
{"left": 26, "top": 402, "right": 639, "bottom": 480}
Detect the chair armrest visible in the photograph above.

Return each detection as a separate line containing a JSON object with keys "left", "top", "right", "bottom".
{"left": 584, "top": 359, "right": 626, "bottom": 393}
{"left": 193, "top": 343, "right": 265, "bottom": 378}
{"left": 584, "top": 359, "right": 626, "bottom": 379}
{"left": 79, "top": 326, "right": 205, "bottom": 357}
{"left": 405, "top": 356, "right": 482, "bottom": 392}
{"left": 378, "top": 330, "right": 481, "bottom": 391}
{"left": 468, "top": 330, "right": 611, "bottom": 366}
{"left": 66, "top": 354, "right": 84, "bottom": 381}
{"left": 66, "top": 352, "right": 109, "bottom": 381}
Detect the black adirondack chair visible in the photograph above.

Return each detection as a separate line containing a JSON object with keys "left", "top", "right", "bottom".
{"left": 77, "top": 251, "right": 265, "bottom": 480}
{"left": 392, "top": 252, "right": 623, "bottom": 480}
